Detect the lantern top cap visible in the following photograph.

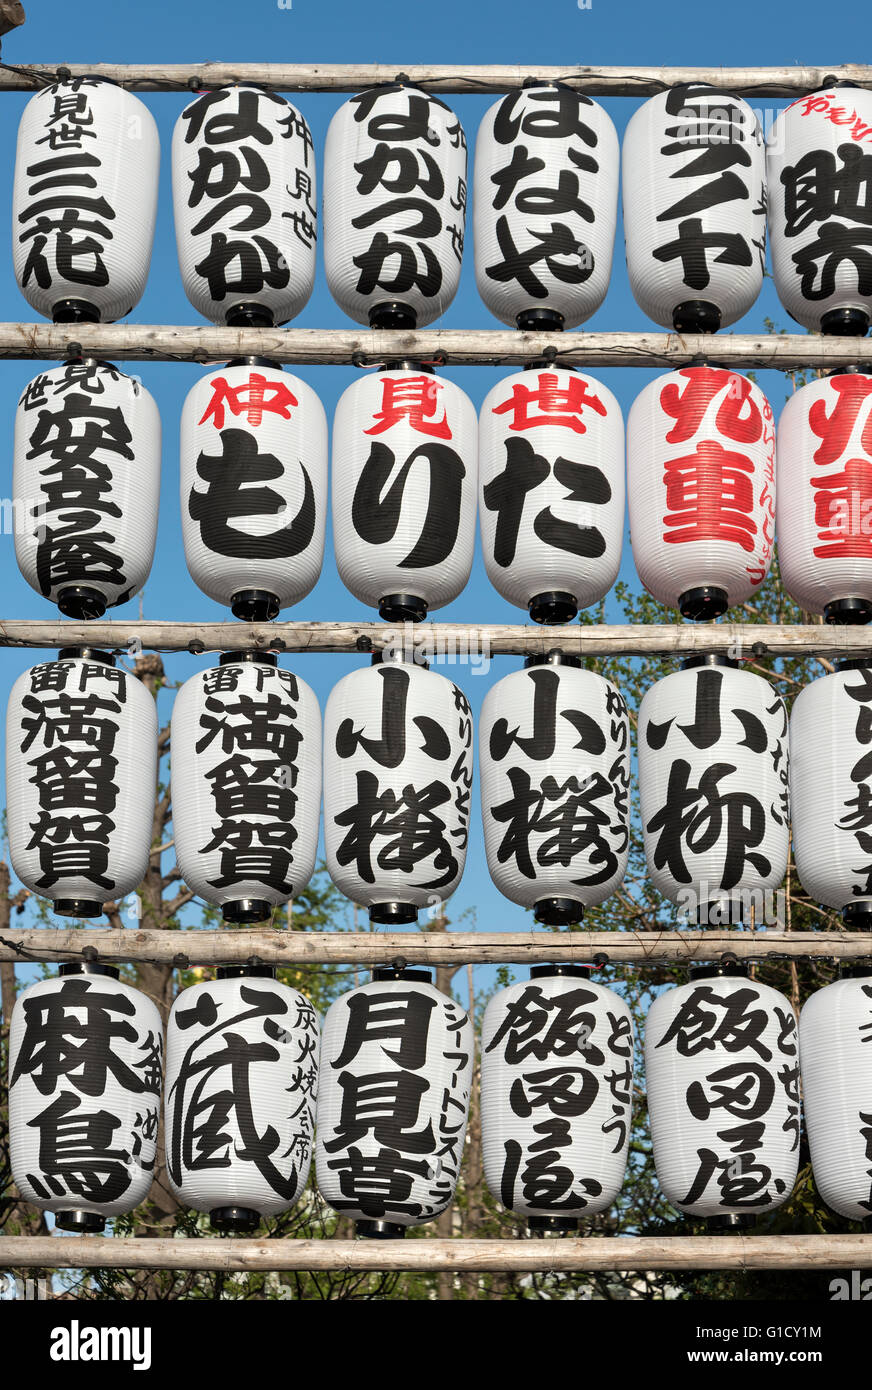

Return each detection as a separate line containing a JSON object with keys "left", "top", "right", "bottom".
{"left": 680, "top": 653, "right": 738, "bottom": 671}
{"left": 371, "top": 965, "right": 433, "bottom": 984}
{"left": 688, "top": 962, "right": 750, "bottom": 981}
{"left": 58, "top": 962, "right": 120, "bottom": 980}
{"left": 524, "top": 650, "right": 582, "bottom": 670}
{"left": 218, "top": 651, "right": 278, "bottom": 667}
{"left": 529, "top": 964, "right": 593, "bottom": 979}
{"left": 57, "top": 646, "right": 115, "bottom": 667}
{"left": 216, "top": 965, "right": 277, "bottom": 980}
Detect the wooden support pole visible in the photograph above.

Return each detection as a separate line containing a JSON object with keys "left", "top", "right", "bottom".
{"left": 0, "top": 928, "right": 865, "bottom": 967}
{"left": 0, "top": 1233, "right": 869, "bottom": 1273}
{"left": 0, "top": 323, "right": 871, "bottom": 369}
{"left": 0, "top": 62, "right": 867, "bottom": 95}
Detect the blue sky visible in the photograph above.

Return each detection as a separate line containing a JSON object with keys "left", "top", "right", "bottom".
{"left": 0, "top": 0, "right": 839, "bottom": 966}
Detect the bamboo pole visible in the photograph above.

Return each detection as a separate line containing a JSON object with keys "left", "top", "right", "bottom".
{"left": 0, "top": 1233, "right": 869, "bottom": 1273}
{"left": 0, "top": 62, "right": 868, "bottom": 95}
{"left": 1, "top": 618, "right": 871, "bottom": 659}
{"left": 0, "top": 928, "right": 866, "bottom": 967}
{"left": 1, "top": 323, "right": 872, "bottom": 369}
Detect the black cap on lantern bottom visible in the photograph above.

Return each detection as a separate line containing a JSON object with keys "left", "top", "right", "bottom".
{"left": 57, "top": 585, "right": 107, "bottom": 620}
{"left": 864, "top": 1215, "right": 872, "bottom": 1234}
{"left": 534, "top": 897, "right": 584, "bottom": 927}
{"left": 528, "top": 591, "right": 578, "bottom": 625}
{"left": 225, "top": 303, "right": 275, "bottom": 328}
{"left": 679, "top": 586, "right": 728, "bottom": 620}
{"left": 843, "top": 901, "right": 872, "bottom": 930}
{"left": 355, "top": 1219, "right": 407, "bottom": 1239}
{"left": 231, "top": 589, "right": 281, "bottom": 622}
{"left": 56, "top": 1210, "right": 105, "bottom": 1234}
{"left": 222, "top": 899, "right": 274, "bottom": 924}
{"left": 706, "top": 1213, "right": 757, "bottom": 1233}
{"left": 368, "top": 303, "right": 417, "bottom": 330}
{"left": 528, "top": 1215, "right": 579, "bottom": 1236}
{"left": 52, "top": 299, "right": 100, "bottom": 324}
{"left": 516, "top": 308, "right": 565, "bottom": 332}
{"left": 824, "top": 597, "right": 872, "bottom": 625}
{"left": 210, "top": 1206, "right": 261, "bottom": 1233}
{"left": 672, "top": 301, "right": 721, "bottom": 334}
{"left": 54, "top": 899, "right": 104, "bottom": 919}
{"left": 369, "top": 901, "right": 418, "bottom": 925}
{"left": 378, "top": 593, "right": 428, "bottom": 623}
{"left": 821, "top": 307, "right": 869, "bottom": 336}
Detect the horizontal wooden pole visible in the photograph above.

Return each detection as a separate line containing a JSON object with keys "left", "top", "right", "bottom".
{"left": 0, "top": 929, "right": 865, "bottom": 967}
{"left": 0, "top": 63, "right": 868, "bottom": 96}
{"left": 1, "top": 1234, "right": 869, "bottom": 1273}
{"left": 0, "top": 619, "right": 871, "bottom": 659}
{"left": 1, "top": 323, "right": 872, "bottom": 370}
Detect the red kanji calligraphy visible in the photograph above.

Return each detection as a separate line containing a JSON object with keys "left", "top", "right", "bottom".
{"left": 663, "top": 440, "right": 757, "bottom": 551}
{"left": 660, "top": 370, "right": 763, "bottom": 446}
{"left": 808, "top": 375, "right": 872, "bottom": 467}
{"left": 490, "top": 372, "right": 607, "bottom": 434}
{"left": 364, "top": 375, "right": 451, "bottom": 439}
{"left": 198, "top": 372, "right": 299, "bottom": 429}
{"left": 812, "top": 457, "right": 872, "bottom": 557}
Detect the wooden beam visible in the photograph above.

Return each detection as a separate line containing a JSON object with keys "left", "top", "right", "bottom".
{"left": 0, "top": 63, "right": 867, "bottom": 95}
{"left": 0, "top": 619, "right": 871, "bottom": 659}
{"left": 1, "top": 323, "right": 872, "bottom": 369}
{"left": 1, "top": 1233, "right": 869, "bottom": 1273}
{"left": 0, "top": 928, "right": 865, "bottom": 967}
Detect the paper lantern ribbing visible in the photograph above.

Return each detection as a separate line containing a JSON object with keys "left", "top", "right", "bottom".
{"left": 12, "top": 79, "right": 159, "bottom": 323}
{"left": 645, "top": 966, "right": 800, "bottom": 1224}
{"left": 171, "top": 654, "right": 321, "bottom": 924}
{"left": 323, "top": 659, "right": 473, "bottom": 923}
{"left": 14, "top": 360, "right": 160, "bottom": 620}
{"left": 6, "top": 651, "right": 158, "bottom": 918}
{"left": 323, "top": 85, "right": 467, "bottom": 328}
{"left": 790, "top": 664, "right": 872, "bottom": 926}
{"left": 799, "top": 971, "right": 872, "bottom": 1224}
{"left": 8, "top": 964, "right": 162, "bottom": 1231}
{"left": 767, "top": 87, "right": 872, "bottom": 335}
{"left": 481, "top": 967, "right": 634, "bottom": 1229}
{"left": 172, "top": 86, "right": 316, "bottom": 326}
{"left": 777, "top": 372, "right": 872, "bottom": 623}
{"left": 622, "top": 85, "right": 765, "bottom": 332}
{"left": 164, "top": 968, "right": 319, "bottom": 1231}
{"left": 180, "top": 361, "right": 327, "bottom": 620}
{"left": 478, "top": 367, "right": 624, "bottom": 623}
{"left": 479, "top": 657, "right": 630, "bottom": 925}
{"left": 638, "top": 661, "right": 789, "bottom": 923}
{"left": 473, "top": 85, "right": 618, "bottom": 330}
{"left": 627, "top": 366, "right": 775, "bottom": 619}
{"left": 316, "top": 969, "right": 473, "bottom": 1235}
{"left": 332, "top": 370, "right": 477, "bottom": 621}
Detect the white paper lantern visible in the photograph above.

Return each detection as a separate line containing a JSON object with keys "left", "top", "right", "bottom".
{"left": 332, "top": 369, "right": 477, "bottom": 620}
{"left": 6, "top": 651, "right": 158, "bottom": 917}
{"left": 768, "top": 87, "right": 872, "bottom": 335}
{"left": 323, "top": 85, "right": 467, "bottom": 327}
{"left": 627, "top": 366, "right": 776, "bottom": 618}
{"left": 622, "top": 85, "right": 765, "bottom": 332}
{"left": 800, "top": 970, "right": 872, "bottom": 1223}
{"left": 316, "top": 969, "right": 473, "bottom": 1233}
{"left": 323, "top": 658, "right": 473, "bottom": 922}
{"left": 172, "top": 85, "right": 316, "bottom": 326}
{"left": 481, "top": 967, "right": 634, "bottom": 1227}
{"left": 479, "top": 656, "right": 630, "bottom": 924}
{"left": 777, "top": 372, "right": 872, "bottom": 622}
{"left": 473, "top": 84, "right": 618, "bottom": 330}
{"left": 8, "top": 963, "right": 162, "bottom": 1231}
{"left": 790, "top": 664, "right": 872, "bottom": 925}
{"left": 171, "top": 654, "right": 321, "bottom": 923}
{"left": 180, "top": 360, "right": 327, "bottom": 619}
{"left": 12, "top": 79, "right": 159, "bottom": 323}
{"left": 164, "top": 968, "right": 319, "bottom": 1230}
{"left": 479, "top": 367, "right": 624, "bottom": 621}
{"left": 645, "top": 967, "right": 800, "bottom": 1223}
{"left": 13, "top": 360, "right": 160, "bottom": 619}
{"left": 638, "top": 661, "right": 789, "bottom": 922}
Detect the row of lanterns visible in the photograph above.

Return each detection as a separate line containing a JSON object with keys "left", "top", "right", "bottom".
{"left": 15, "top": 356, "right": 872, "bottom": 628}
{"left": 13, "top": 77, "right": 872, "bottom": 338}
{"left": 6, "top": 646, "right": 872, "bottom": 930}
{"left": 7, "top": 960, "right": 870, "bottom": 1236}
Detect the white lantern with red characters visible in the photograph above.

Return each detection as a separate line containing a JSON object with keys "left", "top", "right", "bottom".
{"left": 627, "top": 366, "right": 775, "bottom": 619}
{"left": 332, "top": 369, "right": 477, "bottom": 621}
{"left": 180, "top": 360, "right": 327, "bottom": 620}
{"left": 473, "top": 84, "right": 619, "bottom": 331}
{"left": 777, "top": 372, "right": 872, "bottom": 623}
{"left": 479, "top": 367, "right": 624, "bottom": 622}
